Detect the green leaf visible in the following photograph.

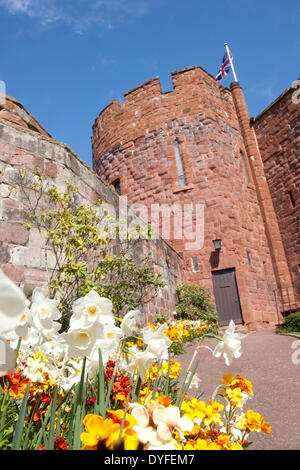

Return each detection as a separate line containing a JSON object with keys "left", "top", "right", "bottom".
{"left": 116, "top": 393, "right": 131, "bottom": 448}
{"left": 46, "top": 387, "right": 58, "bottom": 450}
{"left": 175, "top": 356, "right": 201, "bottom": 409}
{"left": 96, "top": 349, "right": 106, "bottom": 417}
{"left": 11, "top": 382, "right": 30, "bottom": 450}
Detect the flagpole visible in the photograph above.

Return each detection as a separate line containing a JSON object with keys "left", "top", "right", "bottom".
{"left": 224, "top": 42, "right": 238, "bottom": 82}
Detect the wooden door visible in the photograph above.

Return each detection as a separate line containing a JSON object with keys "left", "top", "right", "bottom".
{"left": 212, "top": 269, "right": 243, "bottom": 326}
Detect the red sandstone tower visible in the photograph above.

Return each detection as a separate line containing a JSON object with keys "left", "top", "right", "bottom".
{"left": 92, "top": 66, "right": 296, "bottom": 331}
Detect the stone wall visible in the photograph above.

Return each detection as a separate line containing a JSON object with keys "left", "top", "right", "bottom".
{"left": 92, "top": 66, "right": 282, "bottom": 331}
{"left": 0, "top": 114, "right": 184, "bottom": 322}
{"left": 253, "top": 85, "right": 300, "bottom": 308}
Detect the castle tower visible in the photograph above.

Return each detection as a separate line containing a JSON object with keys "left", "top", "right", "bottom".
{"left": 92, "top": 66, "right": 290, "bottom": 331}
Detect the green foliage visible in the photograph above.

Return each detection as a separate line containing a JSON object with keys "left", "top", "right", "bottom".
{"left": 169, "top": 343, "right": 187, "bottom": 356}
{"left": 175, "top": 283, "right": 218, "bottom": 323}
{"left": 21, "top": 177, "right": 164, "bottom": 328}
{"left": 152, "top": 314, "right": 169, "bottom": 324}
{"left": 276, "top": 312, "right": 300, "bottom": 334}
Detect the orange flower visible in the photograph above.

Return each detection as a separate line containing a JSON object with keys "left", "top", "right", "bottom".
{"left": 54, "top": 436, "right": 69, "bottom": 450}
{"left": 156, "top": 395, "right": 172, "bottom": 408}
{"left": 81, "top": 412, "right": 140, "bottom": 451}
{"left": 245, "top": 410, "right": 271, "bottom": 434}
{"left": 107, "top": 409, "right": 137, "bottom": 429}
{"left": 261, "top": 418, "right": 271, "bottom": 434}
{"left": 5, "top": 372, "right": 36, "bottom": 399}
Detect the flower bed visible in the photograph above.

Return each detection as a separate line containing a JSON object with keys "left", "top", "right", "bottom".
{"left": 0, "top": 269, "right": 271, "bottom": 450}
{"left": 146, "top": 318, "right": 217, "bottom": 355}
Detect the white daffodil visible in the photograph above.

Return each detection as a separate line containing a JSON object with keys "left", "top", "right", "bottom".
{"left": 65, "top": 328, "right": 92, "bottom": 354}
{"left": 102, "top": 323, "right": 122, "bottom": 343}
{"left": 213, "top": 320, "right": 247, "bottom": 366}
{"left": 71, "top": 290, "right": 115, "bottom": 327}
{"left": 14, "top": 307, "right": 31, "bottom": 339}
{"left": 127, "top": 349, "right": 156, "bottom": 381}
{"left": 39, "top": 337, "right": 68, "bottom": 362}
{"left": 92, "top": 324, "right": 121, "bottom": 356}
{"left": 129, "top": 403, "right": 175, "bottom": 450}
{"left": 16, "top": 326, "right": 42, "bottom": 350}
{"left": 130, "top": 403, "right": 193, "bottom": 449}
{"left": 121, "top": 310, "right": 139, "bottom": 337}
{"left": 0, "top": 336, "right": 16, "bottom": 377}
{"left": 25, "top": 354, "right": 48, "bottom": 383}
{"left": 30, "top": 288, "right": 61, "bottom": 340}
{"left": 62, "top": 321, "right": 103, "bottom": 359}
{"left": 130, "top": 403, "right": 150, "bottom": 428}
{"left": 152, "top": 405, "right": 194, "bottom": 442}
{"left": 0, "top": 268, "right": 28, "bottom": 335}
{"left": 142, "top": 324, "right": 172, "bottom": 361}
{"left": 59, "top": 370, "right": 82, "bottom": 392}
{"left": 147, "top": 441, "right": 177, "bottom": 451}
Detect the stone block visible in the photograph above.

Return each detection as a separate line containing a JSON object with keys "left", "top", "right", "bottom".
{"left": 0, "top": 242, "right": 11, "bottom": 263}
{"left": 0, "top": 222, "right": 29, "bottom": 245}
{"left": 45, "top": 161, "right": 57, "bottom": 178}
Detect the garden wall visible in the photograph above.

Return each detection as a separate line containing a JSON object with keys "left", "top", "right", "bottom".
{"left": 0, "top": 107, "right": 184, "bottom": 322}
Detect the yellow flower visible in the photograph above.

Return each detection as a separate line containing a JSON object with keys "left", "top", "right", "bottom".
{"left": 261, "top": 418, "right": 271, "bottom": 434}
{"left": 222, "top": 373, "right": 234, "bottom": 385}
{"left": 223, "top": 386, "right": 244, "bottom": 407}
{"left": 222, "top": 373, "right": 253, "bottom": 396}
{"left": 107, "top": 409, "right": 138, "bottom": 429}
{"left": 185, "top": 439, "right": 222, "bottom": 450}
{"left": 164, "top": 360, "right": 181, "bottom": 379}
{"left": 122, "top": 428, "right": 141, "bottom": 450}
{"left": 105, "top": 423, "right": 128, "bottom": 450}
{"left": 214, "top": 434, "right": 233, "bottom": 450}
{"left": 81, "top": 414, "right": 113, "bottom": 448}
{"left": 81, "top": 412, "right": 140, "bottom": 450}
{"left": 203, "top": 401, "right": 224, "bottom": 427}
{"left": 230, "top": 442, "right": 244, "bottom": 450}
{"left": 181, "top": 399, "right": 207, "bottom": 420}
{"left": 244, "top": 410, "right": 271, "bottom": 434}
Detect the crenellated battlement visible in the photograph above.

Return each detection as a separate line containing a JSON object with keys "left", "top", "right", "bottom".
{"left": 92, "top": 65, "right": 237, "bottom": 158}
{"left": 94, "top": 66, "right": 220, "bottom": 121}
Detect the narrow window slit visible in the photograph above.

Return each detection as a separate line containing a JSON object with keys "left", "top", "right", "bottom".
{"left": 174, "top": 140, "right": 186, "bottom": 187}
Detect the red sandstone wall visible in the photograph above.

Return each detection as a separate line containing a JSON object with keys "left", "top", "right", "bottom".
{"left": 92, "top": 66, "right": 280, "bottom": 330}
{"left": 0, "top": 116, "right": 184, "bottom": 321}
{"left": 0, "top": 96, "right": 51, "bottom": 137}
{"left": 253, "top": 86, "right": 300, "bottom": 309}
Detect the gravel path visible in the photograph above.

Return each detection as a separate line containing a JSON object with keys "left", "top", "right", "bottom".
{"left": 175, "top": 328, "right": 300, "bottom": 450}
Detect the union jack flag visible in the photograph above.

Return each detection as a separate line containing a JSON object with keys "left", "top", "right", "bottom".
{"left": 216, "top": 50, "right": 233, "bottom": 83}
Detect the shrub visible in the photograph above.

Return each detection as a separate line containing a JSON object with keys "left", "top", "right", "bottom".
{"left": 276, "top": 312, "right": 300, "bottom": 334}
{"left": 175, "top": 283, "right": 218, "bottom": 323}
{"left": 19, "top": 173, "right": 164, "bottom": 329}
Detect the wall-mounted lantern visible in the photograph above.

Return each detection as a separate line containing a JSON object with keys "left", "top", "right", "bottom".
{"left": 213, "top": 238, "right": 222, "bottom": 251}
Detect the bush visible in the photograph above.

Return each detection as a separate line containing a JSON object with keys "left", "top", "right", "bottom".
{"left": 19, "top": 175, "right": 164, "bottom": 329}
{"left": 276, "top": 312, "right": 300, "bottom": 334}
{"left": 175, "top": 283, "right": 218, "bottom": 323}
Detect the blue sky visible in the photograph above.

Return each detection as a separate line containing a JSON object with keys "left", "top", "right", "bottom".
{"left": 0, "top": 0, "right": 299, "bottom": 167}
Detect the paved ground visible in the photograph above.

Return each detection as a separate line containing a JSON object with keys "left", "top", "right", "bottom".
{"left": 176, "top": 328, "right": 300, "bottom": 450}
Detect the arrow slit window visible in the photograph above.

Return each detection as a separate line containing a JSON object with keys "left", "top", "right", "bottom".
{"left": 240, "top": 151, "right": 250, "bottom": 184}
{"left": 174, "top": 140, "right": 186, "bottom": 187}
